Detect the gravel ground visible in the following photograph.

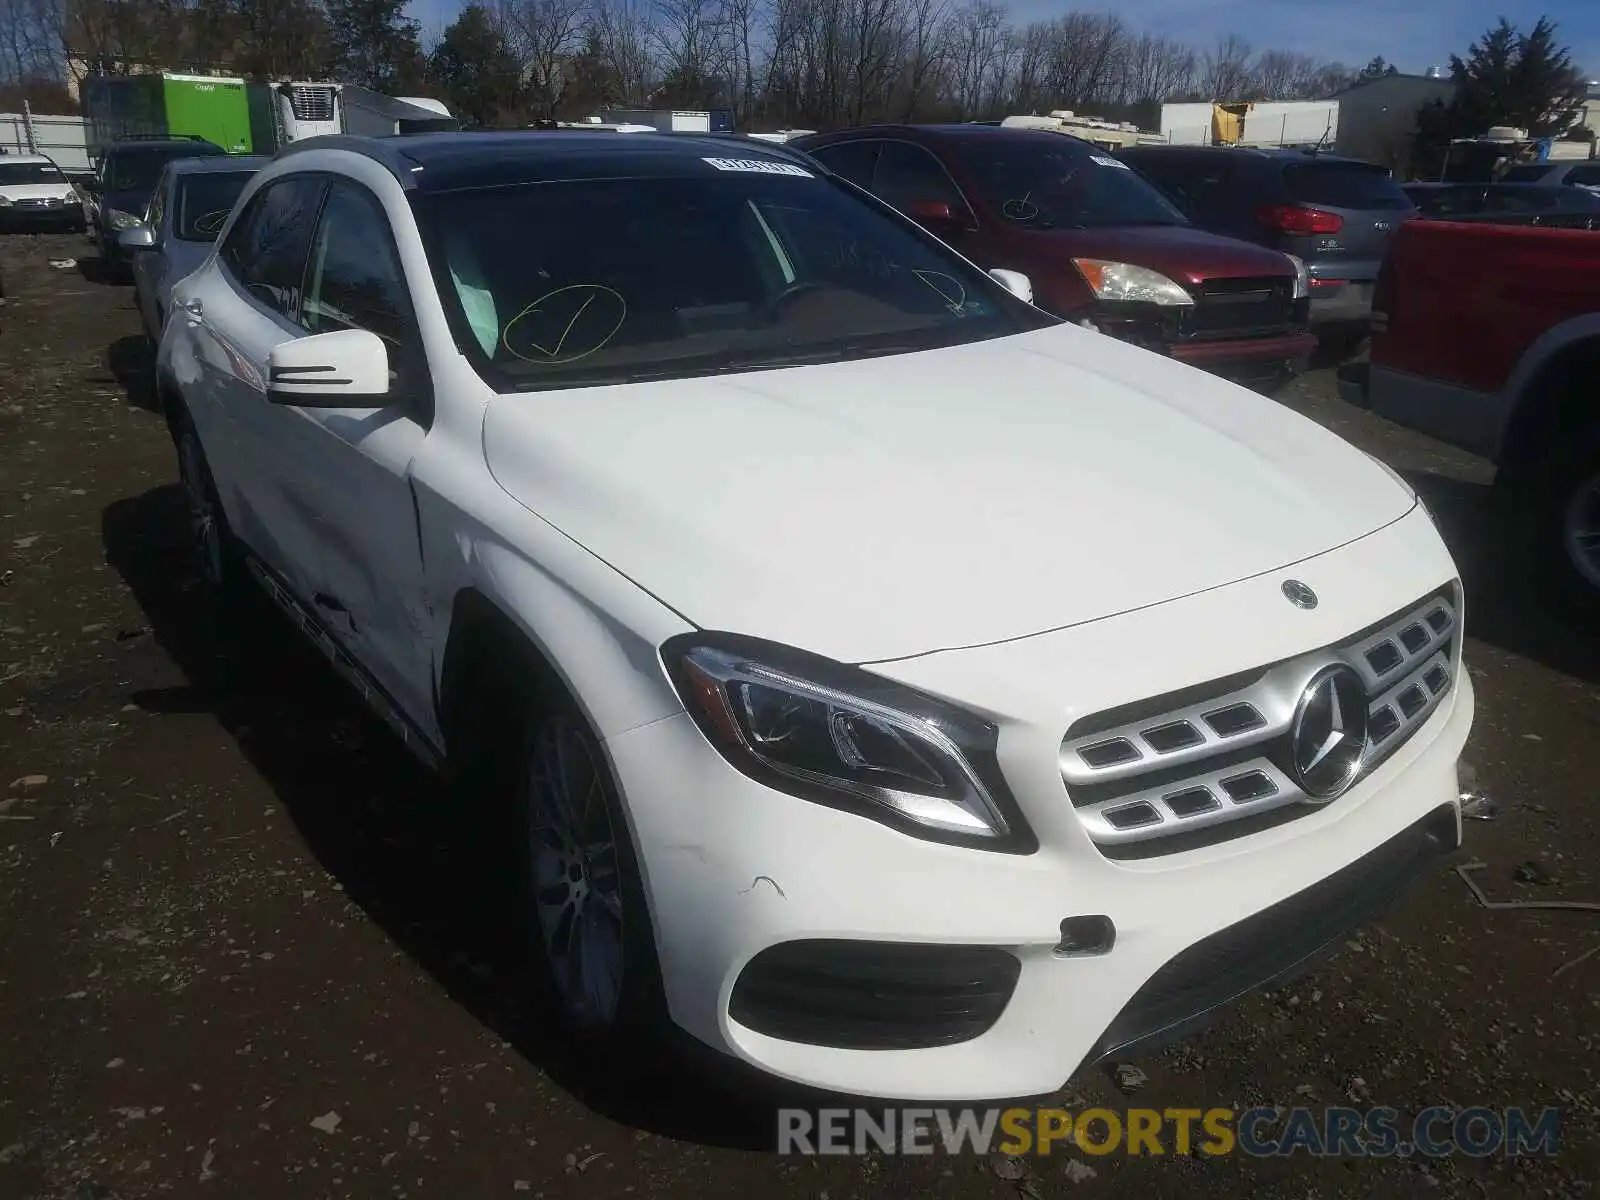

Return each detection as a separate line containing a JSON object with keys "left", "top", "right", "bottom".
{"left": 1, "top": 232, "right": 1597, "bottom": 1200}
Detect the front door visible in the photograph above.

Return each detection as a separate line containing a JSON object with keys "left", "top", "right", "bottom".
{"left": 263, "top": 177, "right": 435, "bottom": 728}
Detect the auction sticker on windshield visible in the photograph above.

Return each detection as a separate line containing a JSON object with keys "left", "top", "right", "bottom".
{"left": 703, "top": 157, "right": 814, "bottom": 177}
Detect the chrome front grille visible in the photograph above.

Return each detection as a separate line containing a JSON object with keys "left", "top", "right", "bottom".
{"left": 1060, "top": 586, "right": 1459, "bottom": 857}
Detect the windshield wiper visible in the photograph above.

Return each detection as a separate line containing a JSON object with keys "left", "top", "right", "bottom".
{"left": 510, "top": 335, "right": 957, "bottom": 391}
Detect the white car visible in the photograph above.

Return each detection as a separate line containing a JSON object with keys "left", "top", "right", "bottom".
{"left": 156, "top": 132, "right": 1474, "bottom": 1102}
{"left": 0, "top": 153, "right": 86, "bottom": 232}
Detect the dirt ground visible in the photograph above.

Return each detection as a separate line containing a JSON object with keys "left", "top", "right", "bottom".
{"left": 1, "top": 232, "right": 1597, "bottom": 1200}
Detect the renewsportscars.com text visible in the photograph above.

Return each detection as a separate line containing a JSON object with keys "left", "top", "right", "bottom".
{"left": 778, "top": 1106, "right": 1562, "bottom": 1158}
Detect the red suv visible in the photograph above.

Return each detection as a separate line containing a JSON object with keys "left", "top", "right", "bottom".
{"left": 793, "top": 125, "right": 1315, "bottom": 387}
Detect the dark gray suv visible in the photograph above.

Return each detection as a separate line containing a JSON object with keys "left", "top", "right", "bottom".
{"left": 1117, "top": 147, "right": 1415, "bottom": 330}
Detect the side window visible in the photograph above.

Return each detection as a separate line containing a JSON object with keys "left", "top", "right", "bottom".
{"left": 301, "top": 180, "right": 420, "bottom": 382}
{"left": 300, "top": 181, "right": 414, "bottom": 348}
{"left": 1485, "top": 187, "right": 1551, "bottom": 213}
{"left": 147, "top": 170, "right": 167, "bottom": 229}
{"left": 1565, "top": 165, "right": 1600, "bottom": 189}
{"left": 1131, "top": 157, "right": 1216, "bottom": 214}
{"left": 218, "top": 175, "right": 325, "bottom": 319}
{"left": 811, "top": 140, "right": 879, "bottom": 189}
{"left": 871, "top": 142, "right": 966, "bottom": 212}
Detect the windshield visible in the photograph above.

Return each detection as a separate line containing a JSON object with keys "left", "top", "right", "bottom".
{"left": 416, "top": 167, "right": 1054, "bottom": 392}
{"left": 953, "top": 140, "right": 1188, "bottom": 229}
{"left": 0, "top": 161, "right": 64, "bottom": 186}
{"left": 107, "top": 147, "right": 222, "bottom": 195}
{"left": 176, "top": 171, "right": 255, "bottom": 241}
{"left": 1283, "top": 161, "right": 1412, "bottom": 211}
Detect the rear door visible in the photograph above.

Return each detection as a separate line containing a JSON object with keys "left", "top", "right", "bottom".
{"left": 183, "top": 173, "right": 328, "bottom": 596}
{"left": 1280, "top": 159, "right": 1413, "bottom": 285}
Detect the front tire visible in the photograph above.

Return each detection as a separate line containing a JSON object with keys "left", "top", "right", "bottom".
{"left": 512, "top": 696, "right": 664, "bottom": 1040}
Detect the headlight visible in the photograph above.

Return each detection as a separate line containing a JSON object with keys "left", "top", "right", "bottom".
{"left": 1286, "top": 253, "right": 1310, "bottom": 300}
{"left": 663, "top": 633, "right": 1034, "bottom": 851}
{"left": 107, "top": 209, "right": 141, "bottom": 230}
{"left": 0, "top": 197, "right": 12, "bottom": 208}
{"left": 1071, "top": 259, "right": 1194, "bottom": 306}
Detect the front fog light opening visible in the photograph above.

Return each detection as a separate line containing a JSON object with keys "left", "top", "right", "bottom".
{"left": 1055, "top": 915, "right": 1116, "bottom": 957}
{"left": 663, "top": 633, "right": 1037, "bottom": 853}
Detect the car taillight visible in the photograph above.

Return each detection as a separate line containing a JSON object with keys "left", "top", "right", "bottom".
{"left": 1257, "top": 204, "right": 1344, "bottom": 235}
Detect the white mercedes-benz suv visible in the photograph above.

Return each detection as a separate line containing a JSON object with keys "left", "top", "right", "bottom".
{"left": 155, "top": 131, "right": 1473, "bottom": 1101}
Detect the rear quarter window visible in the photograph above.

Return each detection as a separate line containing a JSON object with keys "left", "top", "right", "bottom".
{"left": 1283, "top": 162, "right": 1412, "bottom": 210}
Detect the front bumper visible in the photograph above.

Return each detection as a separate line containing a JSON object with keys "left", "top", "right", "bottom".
{"left": 0, "top": 204, "right": 85, "bottom": 230}
{"left": 1310, "top": 282, "right": 1375, "bottom": 324}
{"left": 1169, "top": 330, "right": 1317, "bottom": 385}
{"left": 610, "top": 505, "right": 1472, "bottom": 1100}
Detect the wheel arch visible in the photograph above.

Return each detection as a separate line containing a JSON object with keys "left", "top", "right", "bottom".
{"left": 1499, "top": 318, "right": 1600, "bottom": 474}
{"left": 433, "top": 559, "right": 689, "bottom": 768}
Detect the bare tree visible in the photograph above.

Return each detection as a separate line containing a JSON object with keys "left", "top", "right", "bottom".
{"left": 506, "top": 0, "right": 590, "bottom": 116}
{"left": 1199, "top": 32, "right": 1251, "bottom": 100}
{"left": 892, "top": 0, "right": 945, "bottom": 120}
{"left": 842, "top": 0, "right": 902, "bottom": 123}
{"left": 1251, "top": 48, "right": 1327, "bottom": 98}
{"left": 653, "top": 0, "right": 725, "bottom": 103}
{"left": 716, "top": 0, "right": 759, "bottom": 120}
{"left": 941, "top": 0, "right": 1005, "bottom": 118}
{"left": 1125, "top": 32, "right": 1195, "bottom": 103}
{"left": 590, "top": 0, "right": 656, "bottom": 104}
{"left": 0, "top": 0, "right": 61, "bottom": 85}
{"left": 1039, "top": 13, "right": 1125, "bottom": 108}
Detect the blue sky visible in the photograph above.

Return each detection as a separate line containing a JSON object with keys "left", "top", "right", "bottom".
{"left": 406, "top": 0, "right": 1600, "bottom": 81}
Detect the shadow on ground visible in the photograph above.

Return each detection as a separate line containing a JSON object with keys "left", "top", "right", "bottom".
{"left": 1402, "top": 468, "right": 1600, "bottom": 684}
{"left": 99, "top": 484, "right": 798, "bottom": 1151}
{"left": 75, "top": 253, "right": 122, "bottom": 287}
{"left": 107, "top": 334, "right": 159, "bottom": 414}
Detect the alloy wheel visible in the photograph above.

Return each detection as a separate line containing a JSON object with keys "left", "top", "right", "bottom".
{"left": 1562, "top": 469, "right": 1600, "bottom": 594}
{"left": 177, "top": 430, "right": 223, "bottom": 588}
{"left": 526, "top": 714, "right": 625, "bottom": 1027}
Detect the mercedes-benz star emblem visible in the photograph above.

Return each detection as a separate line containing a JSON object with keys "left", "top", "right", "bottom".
{"left": 1290, "top": 665, "right": 1370, "bottom": 801}
{"left": 1373, "top": 220, "right": 1392, "bottom": 232}
{"left": 1281, "top": 579, "right": 1319, "bottom": 609}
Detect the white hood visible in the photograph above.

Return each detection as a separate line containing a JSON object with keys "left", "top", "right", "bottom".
{"left": 482, "top": 325, "right": 1415, "bottom": 663}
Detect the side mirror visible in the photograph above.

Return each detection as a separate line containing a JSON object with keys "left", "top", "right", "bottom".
{"left": 268, "top": 329, "right": 390, "bottom": 408}
{"left": 117, "top": 224, "right": 156, "bottom": 252}
{"left": 907, "top": 198, "right": 974, "bottom": 235}
{"left": 987, "top": 268, "right": 1033, "bottom": 305}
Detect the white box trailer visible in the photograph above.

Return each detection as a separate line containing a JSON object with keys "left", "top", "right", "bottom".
{"left": 1240, "top": 100, "right": 1338, "bottom": 148}
{"left": 1159, "top": 102, "right": 1214, "bottom": 146}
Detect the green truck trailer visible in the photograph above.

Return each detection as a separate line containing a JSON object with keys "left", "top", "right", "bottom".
{"left": 83, "top": 74, "right": 254, "bottom": 158}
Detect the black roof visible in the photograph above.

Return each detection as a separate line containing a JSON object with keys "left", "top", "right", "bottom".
{"left": 276, "top": 130, "right": 824, "bottom": 192}
{"left": 1118, "top": 144, "right": 1371, "bottom": 166}
{"left": 798, "top": 123, "right": 1098, "bottom": 146}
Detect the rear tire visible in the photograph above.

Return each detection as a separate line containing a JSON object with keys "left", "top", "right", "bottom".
{"left": 171, "top": 403, "right": 245, "bottom": 615}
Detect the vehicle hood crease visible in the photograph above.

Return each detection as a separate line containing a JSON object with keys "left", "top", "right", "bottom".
{"left": 483, "top": 325, "right": 1414, "bottom": 662}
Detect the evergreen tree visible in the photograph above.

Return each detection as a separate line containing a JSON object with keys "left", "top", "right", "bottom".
{"left": 430, "top": 5, "right": 523, "bottom": 126}
{"left": 325, "top": 0, "right": 426, "bottom": 92}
